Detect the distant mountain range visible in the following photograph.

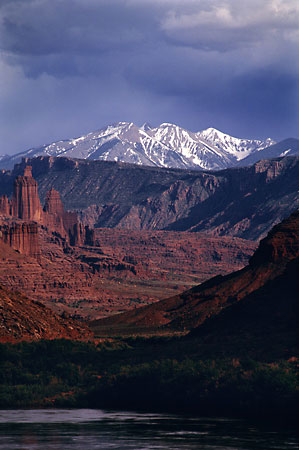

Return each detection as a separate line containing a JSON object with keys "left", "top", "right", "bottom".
{"left": 1, "top": 122, "right": 298, "bottom": 170}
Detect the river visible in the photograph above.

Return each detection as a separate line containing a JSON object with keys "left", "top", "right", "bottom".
{"left": 0, "top": 409, "right": 297, "bottom": 449}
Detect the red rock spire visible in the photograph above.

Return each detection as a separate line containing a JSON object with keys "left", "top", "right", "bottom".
{"left": 11, "top": 166, "right": 43, "bottom": 221}
{"left": 43, "top": 188, "right": 65, "bottom": 216}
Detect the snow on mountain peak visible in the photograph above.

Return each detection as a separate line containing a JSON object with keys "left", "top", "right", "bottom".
{"left": 0, "top": 121, "right": 284, "bottom": 172}
{"left": 198, "top": 127, "right": 276, "bottom": 161}
{"left": 141, "top": 122, "right": 153, "bottom": 131}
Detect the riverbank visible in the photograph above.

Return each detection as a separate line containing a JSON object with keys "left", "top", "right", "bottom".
{"left": 1, "top": 338, "right": 297, "bottom": 422}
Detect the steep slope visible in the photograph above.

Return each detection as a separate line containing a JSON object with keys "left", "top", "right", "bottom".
{"left": 0, "top": 283, "right": 92, "bottom": 343}
{"left": 188, "top": 257, "right": 298, "bottom": 359}
{"left": 1, "top": 155, "right": 297, "bottom": 241}
{"left": 0, "top": 122, "right": 279, "bottom": 171}
{"left": 237, "top": 138, "right": 299, "bottom": 167}
{"left": 90, "top": 211, "right": 299, "bottom": 336}
{"left": 197, "top": 127, "right": 274, "bottom": 161}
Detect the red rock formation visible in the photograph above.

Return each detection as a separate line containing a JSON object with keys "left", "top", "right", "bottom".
{"left": 43, "top": 188, "right": 67, "bottom": 237}
{"left": 0, "top": 166, "right": 43, "bottom": 259}
{"left": 11, "top": 166, "right": 43, "bottom": 221}
{"left": 44, "top": 187, "right": 65, "bottom": 216}
{"left": 0, "top": 194, "right": 9, "bottom": 216}
{"left": 0, "top": 226, "right": 256, "bottom": 320}
{"left": 0, "top": 283, "right": 92, "bottom": 343}
{"left": 0, "top": 166, "right": 94, "bottom": 258}
{"left": 0, "top": 221, "right": 40, "bottom": 260}
{"left": 43, "top": 187, "right": 95, "bottom": 246}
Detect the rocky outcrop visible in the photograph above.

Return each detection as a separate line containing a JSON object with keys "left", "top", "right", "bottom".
{"left": 0, "top": 166, "right": 43, "bottom": 259}
{"left": 43, "top": 188, "right": 95, "bottom": 246}
{"left": 43, "top": 187, "right": 79, "bottom": 242}
{"left": 0, "top": 221, "right": 40, "bottom": 260}
{"left": 0, "top": 166, "right": 95, "bottom": 257}
{"left": 44, "top": 187, "right": 65, "bottom": 216}
{"left": 91, "top": 211, "right": 299, "bottom": 335}
{"left": 11, "top": 166, "right": 43, "bottom": 221}
{"left": 0, "top": 283, "right": 92, "bottom": 343}
{"left": 0, "top": 195, "right": 9, "bottom": 216}
{"left": 43, "top": 188, "right": 67, "bottom": 237}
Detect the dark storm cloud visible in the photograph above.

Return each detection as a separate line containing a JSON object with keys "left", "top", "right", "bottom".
{"left": 0, "top": 0, "right": 298, "bottom": 155}
{"left": 1, "top": 0, "right": 157, "bottom": 56}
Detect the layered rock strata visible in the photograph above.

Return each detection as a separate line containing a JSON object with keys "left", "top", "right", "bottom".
{"left": 0, "top": 227, "right": 256, "bottom": 320}
{"left": 0, "top": 221, "right": 40, "bottom": 260}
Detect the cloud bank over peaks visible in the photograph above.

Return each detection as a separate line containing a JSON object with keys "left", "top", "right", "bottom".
{"left": 0, "top": 0, "right": 298, "bottom": 155}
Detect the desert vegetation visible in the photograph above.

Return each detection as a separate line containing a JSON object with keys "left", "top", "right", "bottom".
{"left": 0, "top": 338, "right": 297, "bottom": 421}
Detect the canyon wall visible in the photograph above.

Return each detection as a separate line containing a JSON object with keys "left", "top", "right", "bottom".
{"left": 0, "top": 221, "right": 40, "bottom": 260}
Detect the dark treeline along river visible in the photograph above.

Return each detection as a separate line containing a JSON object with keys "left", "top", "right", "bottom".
{"left": 0, "top": 409, "right": 298, "bottom": 450}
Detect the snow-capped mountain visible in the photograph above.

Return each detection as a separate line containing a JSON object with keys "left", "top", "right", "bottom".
{"left": 197, "top": 128, "right": 274, "bottom": 161}
{"left": 2, "top": 121, "right": 296, "bottom": 171}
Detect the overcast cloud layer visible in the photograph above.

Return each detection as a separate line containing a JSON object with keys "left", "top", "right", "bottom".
{"left": 1, "top": 0, "right": 298, "bottom": 155}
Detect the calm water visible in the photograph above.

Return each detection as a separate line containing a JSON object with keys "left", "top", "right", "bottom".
{"left": 0, "top": 409, "right": 297, "bottom": 450}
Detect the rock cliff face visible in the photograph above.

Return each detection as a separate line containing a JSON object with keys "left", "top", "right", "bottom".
{"left": 0, "top": 221, "right": 40, "bottom": 260}
{"left": 0, "top": 283, "right": 92, "bottom": 343}
{"left": 2, "top": 155, "right": 297, "bottom": 241}
{"left": 0, "top": 167, "right": 43, "bottom": 258}
{"left": 11, "top": 166, "right": 43, "bottom": 221}
{"left": 91, "top": 211, "right": 299, "bottom": 335}
{"left": 0, "top": 195, "right": 9, "bottom": 216}
{"left": 42, "top": 187, "right": 90, "bottom": 246}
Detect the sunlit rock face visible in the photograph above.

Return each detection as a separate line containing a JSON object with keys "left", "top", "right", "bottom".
{"left": 0, "top": 221, "right": 40, "bottom": 260}
{"left": 11, "top": 166, "right": 43, "bottom": 222}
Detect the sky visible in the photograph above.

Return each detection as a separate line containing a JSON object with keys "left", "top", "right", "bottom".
{"left": 0, "top": 0, "right": 298, "bottom": 155}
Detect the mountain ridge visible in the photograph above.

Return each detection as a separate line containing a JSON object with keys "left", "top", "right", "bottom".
{"left": 2, "top": 121, "right": 294, "bottom": 171}
{"left": 0, "top": 155, "right": 298, "bottom": 241}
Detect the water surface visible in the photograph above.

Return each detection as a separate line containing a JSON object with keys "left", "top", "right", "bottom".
{"left": 0, "top": 409, "right": 297, "bottom": 449}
